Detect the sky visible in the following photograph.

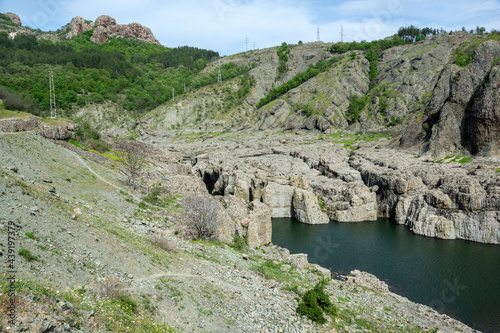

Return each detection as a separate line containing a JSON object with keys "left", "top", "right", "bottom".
{"left": 1, "top": 0, "right": 500, "bottom": 55}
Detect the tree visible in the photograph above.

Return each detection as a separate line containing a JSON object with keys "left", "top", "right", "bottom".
{"left": 115, "top": 139, "right": 145, "bottom": 190}
{"left": 183, "top": 194, "right": 222, "bottom": 240}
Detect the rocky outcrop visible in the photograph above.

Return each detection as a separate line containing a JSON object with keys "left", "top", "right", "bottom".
{"left": 36, "top": 123, "right": 77, "bottom": 140}
{"left": 291, "top": 188, "right": 329, "bottom": 224}
{"left": 247, "top": 200, "right": 272, "bottom": 247}
{"left": 65, "top": 16, "right": 94, "bottom": 40}
{"left": 400, "top": 38, "right": 500, "bottom": 156}
{"left": 90, "top": 15, "right": 160, "bottom": 45}
{"left": 0, "top": 117, "right": 41, "bottom": 132}
{"left": 5, "top": 12, "right": 21, "bottom": 25}
{"left": 351, "top": 147, "right": 500, "bottom": 244}
{"left": 64, "top": 15, "right": 160, "bottom": 45}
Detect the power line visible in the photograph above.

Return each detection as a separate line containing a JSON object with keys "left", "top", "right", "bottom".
{"left": 48, "top": 70, "right": 56, "bottom": 119}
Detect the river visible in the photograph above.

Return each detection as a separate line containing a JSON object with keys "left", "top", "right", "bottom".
{"left": 272, "top": 217, "right": 500, "bottom": 333}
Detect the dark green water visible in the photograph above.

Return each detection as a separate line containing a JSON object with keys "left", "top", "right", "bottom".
{"left": 272, "top": 217, "right": 500, "bottom": 333}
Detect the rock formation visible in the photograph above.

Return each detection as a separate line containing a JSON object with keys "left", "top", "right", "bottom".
{"left": 65, "top": 16, "right": 94, "bottom": 40}
{"left": 5, "top": 12, "right": 21, "bottom": 25}
{"left": 64, "top": 15, "right": 160, "bottom": 45}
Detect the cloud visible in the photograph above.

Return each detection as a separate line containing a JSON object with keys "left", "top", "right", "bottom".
{"left": 2, "top": 0, "right": 500, "bottom": 54}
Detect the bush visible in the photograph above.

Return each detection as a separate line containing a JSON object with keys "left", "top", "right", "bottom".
{"left": 150, "top": 233, "right": 177, "bottom": 252}
{"left": 88, "top": 275, "right": 123, "bottom": 298}
{"left": 183, "top": 194, "right": 222, "bottom": 240}
{"left": 296, "top": 279, "right": 337, "bottom": 324}
{"left": 18, "top": 248, "right": 38, "bottom": 261}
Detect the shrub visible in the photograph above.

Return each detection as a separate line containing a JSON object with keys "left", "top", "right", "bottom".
{"left": 296, "top": 279, "right": 337, "bottom": 324}
{"left": 88, "top": 275, "right": 123, "bottom": 298}
{"left": 230, "top": 234, "right": 247, "bottom": 250}
{"left": 150, "top": 233, "right": 177, "bottom": 252}
{"left": 18, "top": 248, "right": 38, "bottom": 261}
{"left": 183, "top": 194, "right": 222, "bottom": 240}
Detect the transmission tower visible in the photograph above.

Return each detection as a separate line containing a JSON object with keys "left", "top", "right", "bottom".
{"left": 317, "top": 26, "right": 320, "bottom": 42}
{"left": 48, "top": 70, "right": 56, "bottom": 119}
{"left": 244, "top": 37, "right": 249, "bottom": 51}
{"left": 217, "top": 60, "right": 222, "bottom": 84}
{"left": 341, "top": 25, "right": 345, "bottom": 43}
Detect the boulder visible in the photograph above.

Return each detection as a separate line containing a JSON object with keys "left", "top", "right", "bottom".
{"left": 0, "top": 117, "right": 41, "bottom": 132}
{"left": 247, "top": 201, "right": 272, "bottom": 248}
{"left": 292, "top": 188, "right": 329, "bottom": 224}
{"left": 95, "top": 15, "right": 117, "bottom": 27}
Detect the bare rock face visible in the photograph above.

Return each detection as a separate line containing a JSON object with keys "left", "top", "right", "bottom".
{"left": 95, "top": 15, "right": 116, "bottom": 27}
{"left": 90, "top": 26, "right": 109, "bottom": 44}
{"left": 36, "top": 124, "right": 75, "bottom": 140}
{"left": 89, "top": 15, "right": 160, "bottom": 45}
{"left": 66, "top": 16, "right": 94, "bottom": 39}
{"left": 262, "top": 182, "right": 295, "bottom": 217}
{"left": 5, "top": 12, "right": 21, "bottom": 25}
{"left": 292, "top": 188, "right": 329, "bottom": 224}
{"left": 247, "top": 200, "right": 272, "bottom": 248}
{"left": 0, "top": 117, "right": 41, "bottom": 132}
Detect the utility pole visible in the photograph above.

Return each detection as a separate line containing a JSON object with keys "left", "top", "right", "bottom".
{"left": 172, "top": 87, "right": 174, "bottom": 101}
{"left": 48, "top": 70, "right": 56, "bottom": 119}
{"left": 217, "top": 60, "right": 222, "bottom": 84}
{"left": 341, "top": 25, "right": 345, "bottom": 43}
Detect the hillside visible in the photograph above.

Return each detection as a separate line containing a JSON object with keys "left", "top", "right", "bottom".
{"left": 140, "top": 31, "right": 500, "bottom": 158}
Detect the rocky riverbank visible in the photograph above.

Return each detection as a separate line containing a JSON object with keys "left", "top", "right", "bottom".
{"left": 143, "top": 131, "right": 500, "bottom": 244}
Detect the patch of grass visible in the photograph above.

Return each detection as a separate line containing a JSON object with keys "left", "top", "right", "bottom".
{"left": 457, "top": 156, "right": 472, "bottom": 164}
{"left": 18, "top": 248, "right": 38, "bottom": 261}
{"left": 496, "top": 168, "right": 500, "bottom": 173}
{"left": 25, "top": 232, "right": 37, "bottom": 240}
{"left": 317, "top": 195, "right": 325, "bottom": 210}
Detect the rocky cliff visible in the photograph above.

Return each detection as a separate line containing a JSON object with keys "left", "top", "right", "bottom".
{"left": 64, "top": 14, "right": 161, "bottom": 45}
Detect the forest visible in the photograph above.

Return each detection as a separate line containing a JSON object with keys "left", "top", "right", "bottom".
{"left": 0, "top": 28, "right": 247, "bottom": 117}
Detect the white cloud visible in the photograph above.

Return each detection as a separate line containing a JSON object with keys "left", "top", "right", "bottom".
{"left": 2, "top": 0, "right": 500, "bottom": 54}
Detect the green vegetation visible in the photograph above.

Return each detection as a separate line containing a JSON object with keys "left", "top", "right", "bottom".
{"left": 72, "top": 120, "right": 110, "bottom": 152}
{"left": 257, "top": 56, "right": 340, "bottom": 109}
{"left": 330, "top": 35, "right": 407, "bottom": 86}
{"left": 277, "top": 42, "right": 290, "bottom": 76}
{"left": 230, "top": 234, "right": 247, "bottom": 250}
{"left": 296, "top": 279, "right": 337, "bottom": 325}
{"left": 453, "top": 31, "right": 500, "bottom": 67}
{"left": 18, "top": 248, "right": 38, "bottom": 261}
{"left": 496, "top": 168, "right": 500, "bottom": 173}
{"left": 397, "top": 25, "right": 442, "bottom": 42}
{"left": 25, "top": 231, "right": 37, "bottom": 240}
{"left": 346, "top": 95, "right": 368, "bottom": 124}
{"left": 0, "top": 31, "right": 252, "bottom": 118}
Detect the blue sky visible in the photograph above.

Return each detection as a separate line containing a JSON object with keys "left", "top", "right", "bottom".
{"left": 1, "top": 0, "right": 500, "bottom": 55}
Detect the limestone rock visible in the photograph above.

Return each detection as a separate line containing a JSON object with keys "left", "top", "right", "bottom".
{"left": 292, "top": 188, "right": 329, "bottom": 224}
{"left": 413, "top": 215, "right": 457, "bottom": 240}
{"left": 5, "top": 12, "right": 21, "bottom": 25}
{"left": 0, "top": 117, "right": 41, "bottom": 132}
{"left": 262, "top": 182, "right": 295, "bottom": 217}
{"left": 36, "top": 124, "right": 75, "bottom": 140}
{"left": 247, "top": 201, "right": 272, "bottom": 248}
{"left": 286, "top": 253, "right": 308, "bottom": 269}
